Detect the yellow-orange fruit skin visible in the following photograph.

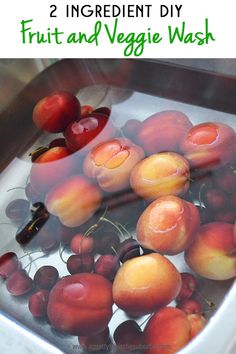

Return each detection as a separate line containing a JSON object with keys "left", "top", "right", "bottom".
{"left": 137, "top": 196, "right": 200, "bottom": 255}
{"left": 83, "top": 138, "right": 144, "bottom": 192}
{"left": 45, "top": 175, "right": 102, "bottom": 227}
{"left": 143, "top": 307, "right": 191, "bottom": 354}
{"left": 187, "top": 314, "right": 207, "bottom": 340}
{"left": 185, "top": 222, "right": 236, "bottom": 280}
{"left": 112, "top": 254, "right": 181, "bottom": 317}
{"left": 130, "top": 152, "right": 190, "bottom": 200}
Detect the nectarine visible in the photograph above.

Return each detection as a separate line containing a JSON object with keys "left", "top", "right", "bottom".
{"left": 137, "top": 196, "right": 200, "bottom": 255}
{"left": 45, "top": 175, "right": 102, "bottom": 227}
{"left": 130, "top": 152, "right": 190, "bottom": 200}
{"left": 112, "top": 253, "right": 181, "bottom": 317}
{"left": 83, "top": 138, "right": 144, "bottom": 192}
{"left": 47, "top": 273, "right": 113, "bottom": 336}
{"left": 185, "top": 222, "right": 236, "bottom": 280}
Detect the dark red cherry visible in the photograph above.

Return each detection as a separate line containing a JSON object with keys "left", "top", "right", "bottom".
{"left": 5, "top": 199, "right": 30, "bottom": 224}
{"left": 78, "top": 326, "right": 110, "bottom": 352}
{"left": 117, "top": 239, "right": 141, "bottom": 263}
{"left": 113, "top": 320, "right": 143, "bottom": 352}
{"left": 94, "top": 232, "right": 120, "bottom": 255}
{"left": 6, "top": 270, "right": 33, "bottom": 296}
{"left": 34, "top": 266, "right": 59, "bottom": 290}
{"left": 28, "top": 289, "right": 49, "bottom": 317}
{"left": 67, "top": 254, "right": 94, "bottom": 274}
{"left": 0, "top": 252, "right": 20, "bottom": 279}
{"left": 95, "top": 255, "right": 119, "bottom": 281}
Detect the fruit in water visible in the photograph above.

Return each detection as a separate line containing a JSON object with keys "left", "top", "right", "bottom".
{"left": 30, "top": 146, "right": 73, "bottom": 194}
{"left": 83, "top": 138, "right": 144, "bottom": 192}
{"left": 78, "top": 326, "right": 110, "bottom": 352}
{"left": 6, "top": 270, "right": 33, "bottom": 296}
{"left": 5, "top": 199, "right": 30, "bottom": 224}
{"left": 137, "top": 110, "right": 193, "bottom": 155}
{"left": 0, "top": 252, "right": 20, "bottom": 279}
{"left": 180, "top": 122, "right": 236, "bottom": 170}
{"left": 113, "top": 320, "right": 143, "bottom": 352}
{"left": 112, "top": 253, "right": 181, "bottom": 317}
{"left": 95, "top": 255, "right": 119, "bottom": 281}
{"left": 33, "top": 91, "right": 80, "bottom": 133}
{"left": 45, "top": 175, "right": 102, "bottom": 227}
{"left": 34, "top": 265, "right": 59, "bottom": 290}
{"left": 137, "top": 196, "right": 200, "bottom": 255}
{"left": 177, "top": 299, "right": 202, "bottom": 315}
{"left": 47, "top": 273, "right": 113, "bottom": 336}
{"left": 67, "top": 254, "right": 94, "bottom": 274}
{"left": 70, "top": 234, "right": 94, "bottom": 255}
{"left": 176, "top": 273, "right": 197, "bottom": 302}
{"left": 143, "top": 307, "right": 191, "bottom": 354}
{"left": 28, "top": 289, "right": 49, "bottom": 317}
{"left": 130, "top": 152, "right": 190, "bottom": 200}
{"left": 185, "top": 222, "right": 236, "bottom": 280}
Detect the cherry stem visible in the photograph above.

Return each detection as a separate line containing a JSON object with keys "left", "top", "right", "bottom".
{"left": 195, "top": 289, "right": 215, "bottom": 308}
{"left": 84, "top": 224, "right": 99, "bottom": 237}
{"left": 19, "top": 250, "right": 42, "bottom": 260}
{"left": 7, "top": 187, "right": 25, "bottom": 192}
{"left": 115, "top": 221, "right": 132, "bottom": 239}
{"left": 198, "top": 183, "right": 206, "bottom": 210}
{"left": 140, "top": 313, "right": 153, "bottom": 328}
{"left": 111, "top": 246, "right": 118, "bottom": 255}
{"left": 58, "top": 244, "right": 67, "bottom": 264}
{"left": 24, "top": 254, "right": 47, "bottom": 273}
{"left": 100, "top": 217, "right": 124, "bottom": 239}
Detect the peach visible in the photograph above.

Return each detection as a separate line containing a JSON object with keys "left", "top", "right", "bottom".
{"left": 47, "top": 273, "right": 113, "bottom": 336}
{"left": 180, "top": 122, "right": 236, "bottom": 170}
{"left": 185, "top": 222, "right": 236, "bottom": 280}
{"left": 130, "top": 152, "right": 190, "bottom": 200}
{"left": 112, "top": 253, "right": 181, "bottom": 317}
{"left": 83, "top": 138, "right": 144, "bottom": 192}
{"left": 30, "top": 147, "right": 75, "bottom": 194}
{"left": 137, "top": 110, "right": 193, "bottom": 155}
{"left": 45, "top": 175, "right": 102, "bottom": 227}
{"left": 137, "top": 196, "right": 200, "bottom": 255}
{"left": 187, "top": 314, "right": 207, "bottom": 339}
{"left": 143, "top": 307, "right": 191, "bottom": 354}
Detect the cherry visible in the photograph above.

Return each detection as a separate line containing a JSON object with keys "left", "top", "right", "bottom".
{"left": 94, "top": 232, "right": 120, "bottom": 255}
{"left": 177, "top": 299, "right": 202, "bottom": 315}
{"left": 64, "top": 113, "right": 114, "bottom": 151}
{"left": 95, "top": 255, "right": 119, "bottom": 281}
{"left": 92, "top": 107, "right": 111, "bottom": 117}
{"left": 0, "top": 252, "right": 20, "bottom": 279}
{"left": 113, "top": 320, "right": 143, "bottom": 352}
{"left": 215, "top": 166, "right": 236, "bottom": 193}
{"left": 28, "top": 289, "right": 49, "bottom": 317}
{"left": 5, "top": 199, "right": 30, "bottom": 224}
{"left": 70, "top": 234, "right": 94, "bottom": 255}
{"left": 203, "top": 188, "right": 227, "bottom": 210}
{"left": 121, "top": 119, "right": 142, "bottom": 141}
{"left": 25, "top": 183, "right": 42, "bottom": 203}
{"left": 81, "top": 104, "right": 94, "bottom": 117}
{"left": 6, "top": 270, "right": 33, "bottom": 296}
{"left": 176, "top": 273, "right": 197, "bottom": 302}
{"left": 33, "top": 91, "right": 80, "bottom": 133}
{"left": 38, "top": 222, "right": 60, "bottom": 253}
{"left": 56, "top": 221, "right": 78, "bottom": 244}
{"left": 117, "top": 239, "right": 141, "bottom": 263}
{"left": 34, "top": 265, "right": 59, "bottom": 290}
{"left": 78, "top": 327, "right": 110, "bottom": 352}
{"left": 67, "top": 254, "right": 94, "bottom": 274}
{"left": 214, "top": 210, "right": 235, "bottom": 224}
{"left": 48, "top": 138, "right": 66, "bottom": 148}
